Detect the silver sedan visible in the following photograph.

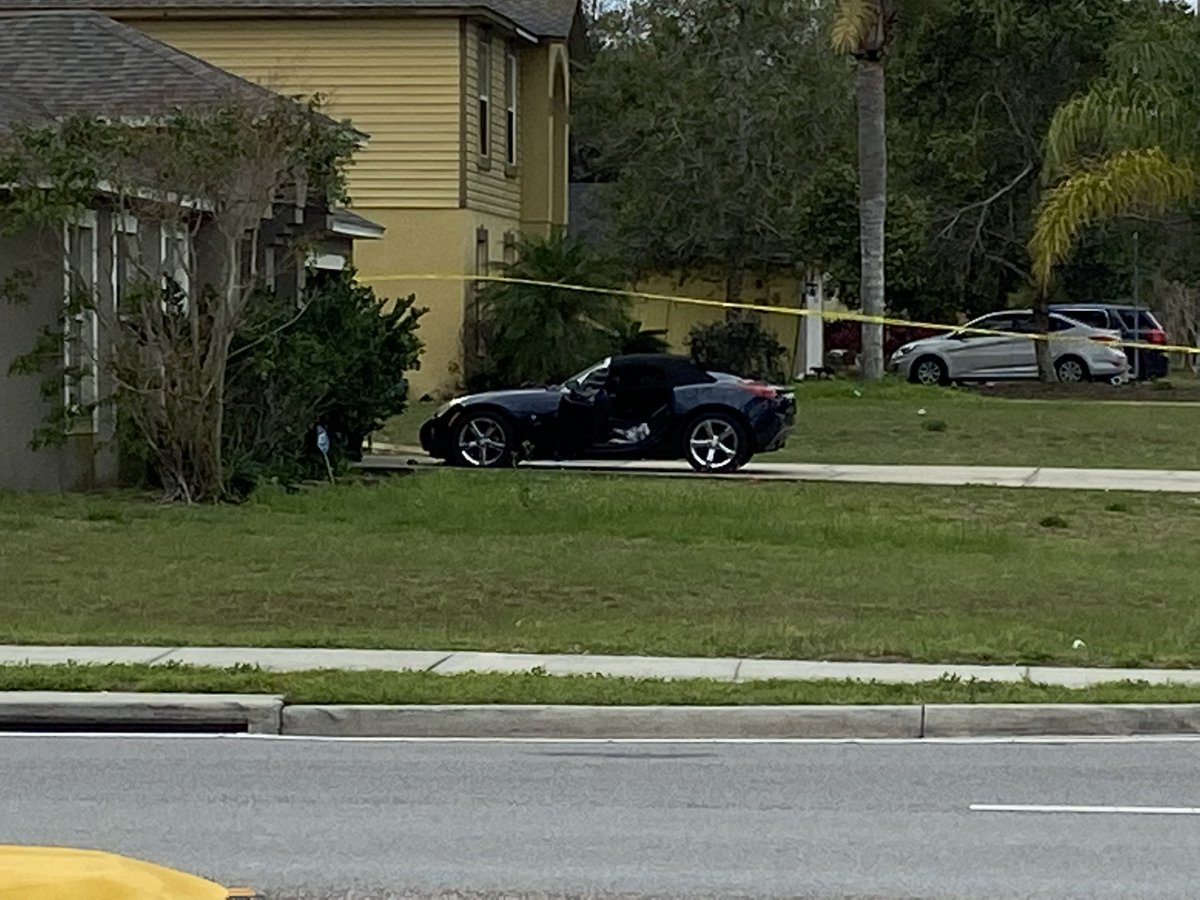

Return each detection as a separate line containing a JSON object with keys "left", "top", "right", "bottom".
{"left": 890, "top": 310, "right": 1131, "bottom": 385}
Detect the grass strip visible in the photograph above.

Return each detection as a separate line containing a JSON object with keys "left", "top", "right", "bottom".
{"left": 5, "top": 664, "right": 1200, "bottom": 705}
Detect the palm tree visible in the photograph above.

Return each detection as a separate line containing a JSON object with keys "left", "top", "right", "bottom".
{"left": 1031, "top": 10, "right": 1199, "bottom": 290}
{"left": 831, "top": 0, "right": 897, "bottom": 381}
{"left": 476, "top": 234, "right": 629, "bottom": 387}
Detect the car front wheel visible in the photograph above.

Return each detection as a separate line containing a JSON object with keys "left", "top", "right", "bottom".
{"left": 451, "top": 412, "right": 515, "bottom": 468}
{"left": 910, "top": 355, "right": 948, "bottom": 386}
{"left": 684, "top": 413, "right": 748, "bottom": 473}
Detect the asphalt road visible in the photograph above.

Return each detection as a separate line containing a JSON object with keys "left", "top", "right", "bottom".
{"left": 3, "top": 736, "right": 1200, "bottom": 898}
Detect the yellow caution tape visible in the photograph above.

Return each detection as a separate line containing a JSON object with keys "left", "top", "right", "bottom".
{"left": 365, "top": 273, "right": 1200, "bottom": 356}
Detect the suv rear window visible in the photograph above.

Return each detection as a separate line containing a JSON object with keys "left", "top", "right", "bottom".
{"left": 1058, "top": 309, "right": 1111, "bottom": 329}
{"left": 1116, "top": 309, "right": 1163, "bottom": 331}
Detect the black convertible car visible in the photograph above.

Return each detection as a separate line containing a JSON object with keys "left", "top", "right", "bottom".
{"left": 420, "top": 354, "right": 796, "bottom": 473}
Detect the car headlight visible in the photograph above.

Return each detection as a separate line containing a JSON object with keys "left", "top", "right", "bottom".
{"left": 434, "top": 397, "right": 463, "bottom": 417}
{"left": 892, "top": 344, "right": 915, "bottom": 359}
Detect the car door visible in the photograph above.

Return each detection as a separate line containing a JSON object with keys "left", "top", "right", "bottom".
{"left": 948, "top": 313, "right": 1032, "bottom": 378}
{"left": 556, "top": 359, "right": 610, "bottom": 458}
{"left": 595, "top": 360, "right": 673, "bottom": 452}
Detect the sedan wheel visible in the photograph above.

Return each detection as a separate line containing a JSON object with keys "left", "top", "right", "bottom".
{"left": 912, "top": 356, "right": 947, "bottom": 386}
{"left": 453, "top": 413, "right": 512, "bottom": 468}
{"left": 1055, "top": 356, "right": 1089, "bottom": 384}
{"left": 685, "top": 414, "right": 747, "bottom": 473}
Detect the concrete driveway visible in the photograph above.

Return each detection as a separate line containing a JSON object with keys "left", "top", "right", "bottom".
{"left": 359, "top": 451, "right": 1200, "bottom": 493}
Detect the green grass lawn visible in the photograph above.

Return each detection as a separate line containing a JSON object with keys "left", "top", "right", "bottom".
{"left": 374, "top": 380, "right": 1200, "bottom": 469}
{"left": 3, "top": 471, "right": 1200, "bottom": 667}
{"left": 5, "top": 663, "right": 1200, "bottom": 705}
{"left": 773, "top": 380, "right": 1200, "bottom": 469}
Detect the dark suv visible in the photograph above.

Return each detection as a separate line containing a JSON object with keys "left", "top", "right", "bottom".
{"left": 1049, "top": 303, "right": 1169, "bottom": 380}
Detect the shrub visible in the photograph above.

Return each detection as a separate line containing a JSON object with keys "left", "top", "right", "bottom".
{"left": 687, "top": 317, "right": 787, "bottom": 381}
{"left": 616, "top": 320, "right": 671, "bottom": 355}
{"left": 222, "top": 270, "right": 424, "bottom": 495}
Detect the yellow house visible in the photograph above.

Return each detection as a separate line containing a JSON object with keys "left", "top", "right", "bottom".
{"left": 44, "top": 0, "right": 582, "bottom": 397}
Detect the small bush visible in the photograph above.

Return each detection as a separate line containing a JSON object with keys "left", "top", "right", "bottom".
{"left": 922, "top": 419, "right": 948, "bottom": 432}
{"left": 687, "top": 317, "right": 787, "bottom": 381}
{"left": 1039, "top": 515, "right": 1070, "bottom": 529}
{"left": 1105, "top": 501, "right": 1132, "bottom": 513}
{"left": 222, "top": 270, "right": 424, "bottom": 495}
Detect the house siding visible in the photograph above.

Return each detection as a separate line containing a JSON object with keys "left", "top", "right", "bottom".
{"left": 1, "top": 224, "right": 120, "bottom": 491}
{"left": 464, "top": 22, "right": 522, "bottom": 219}
{"left": 129, "top": 17, "right": 463, "bottom": 210}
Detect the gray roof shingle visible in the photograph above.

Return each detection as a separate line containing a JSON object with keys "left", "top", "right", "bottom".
{"left": 0, "top": 0, "right": 579, "bottom": 38}
{"left": 0, "top": 10, "right": 281, "bottom": 131}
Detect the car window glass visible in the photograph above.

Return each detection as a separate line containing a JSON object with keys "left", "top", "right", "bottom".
{"left": 960, "top": 314, "right": 1010, "bottom": 337}
{"left": 609, "top": 364, "right": 669, "bottom": 392}
{"left": 1062, "top": 309, "right": 1110, "bottom": 329}
{"left": 1007, "top": 313, "right": 1037, "bottom": 334}
{"left": 567, "top": 360, "right": 610, "bottom": 396}
{"left": 1049, "top": 315, "right": 1074, "bottom": 332}
{"left": 1118, "top": 309, "right": 1161, "bottom": 330}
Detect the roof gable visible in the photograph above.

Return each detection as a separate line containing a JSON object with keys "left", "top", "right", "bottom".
{"left": 0, "top": 0, "right": 580, "bottom": 39}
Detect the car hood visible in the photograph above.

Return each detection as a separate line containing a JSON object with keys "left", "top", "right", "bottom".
{"left": 437, "top": 386, "right": 562, "bottom": 413}
{"left": 893, "top": 335, "right": 951, "bottom": 356}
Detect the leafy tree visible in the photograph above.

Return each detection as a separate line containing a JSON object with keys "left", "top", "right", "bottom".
{"left": 477, "top": 234, "right": 630, "bottom": 386}
{"left": 0, "top": 99, "right": 357, "bottom": 500}
{"left": 889, "top": 0, "right": 1140, "bottom": 319}
{"left": 573, "top": 0, "right": 853, "bottom": 302}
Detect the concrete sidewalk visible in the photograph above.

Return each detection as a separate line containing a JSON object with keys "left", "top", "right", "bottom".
{"left": 359, "top": 450, "right": 1200, "bottom": 494}
{"left": 4, "top": 644, "right": 1200, "bottom": 688}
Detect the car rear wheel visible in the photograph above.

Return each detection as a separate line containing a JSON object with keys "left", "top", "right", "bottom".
{"left": 684, "top": 413, "right": 749, "bottom": 474}
{"left": 1055, "top": 355, "right": 1090, "bottom": 384}
{"left": 451, "top": 412, "right": 515, "bottom": 468}
{"left": 910, "top": 356, "right": 948, "bottom": 386}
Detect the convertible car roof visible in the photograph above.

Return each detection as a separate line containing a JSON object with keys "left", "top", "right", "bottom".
{"left": 610, "top": 354, "right": 716, "bottom": 387}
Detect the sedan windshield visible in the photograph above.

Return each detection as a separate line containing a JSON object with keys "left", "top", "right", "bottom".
{"left": 564, "top": 358, "right": 611, "bottom": 394}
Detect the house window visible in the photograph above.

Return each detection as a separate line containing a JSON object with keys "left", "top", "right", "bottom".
{"left": 112, "top": 214, "right": 138, "bottom": 318}
{"left": 63, "top": 212, "right": 99, "bottom": 433}
{"left": 478, "top": 33, "right": 492, "bottom": 158}
{"left": 472, "top": 227, "right": 490, "bottom": 358}
{"left": 505, "top": 44, "right": 518, "bottom": 167}
{"left": 161, "top": 224, "right": 191, "bottom": 312}
{"left": 503, "top": 230, "right": 518, "bottom": 264}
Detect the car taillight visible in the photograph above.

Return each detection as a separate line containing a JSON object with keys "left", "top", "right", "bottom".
{"left": 1147, "top": 328, "right": 1167, "bottom": 345}
{"left": 745, "top": 383, "right": 778, "bottom": 399}
{"left": 1089, "top": 334, "right": 1118, "bottom": 343}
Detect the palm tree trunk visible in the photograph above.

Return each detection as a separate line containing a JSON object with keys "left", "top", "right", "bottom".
{"left": 1033, "top": 294, "right": 1057, "bottom": 382}
{"left": 856, "top": 57, "right": 887, "bottom": 381}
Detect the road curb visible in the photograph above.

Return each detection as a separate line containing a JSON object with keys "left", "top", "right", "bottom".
{"left": 0, "top": 692, "right": 283, "bottom": 734}
{"left": 3, "top": 696, "right": 1200, "bottom": 738}
{"left": 923, "top": 703, "right": 1200, "bottom": 738}
{"left": 280, "top": 704, "right": 922, "bottom": 739}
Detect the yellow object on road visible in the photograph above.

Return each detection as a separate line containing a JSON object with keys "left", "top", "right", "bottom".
{"left": 0, "top": 845, "right": 255, "bottom": 900}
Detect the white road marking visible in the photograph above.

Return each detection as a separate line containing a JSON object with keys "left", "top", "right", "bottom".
{"left": 5, "top": 732, "right": 1200, "bottom": 746}
{"left": 971, "top": 804, "right": 1200, "bottom": 816}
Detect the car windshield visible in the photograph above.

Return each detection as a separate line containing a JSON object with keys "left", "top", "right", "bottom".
{"left": 564, "top": 358, "right": 611, "bottom": 394}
